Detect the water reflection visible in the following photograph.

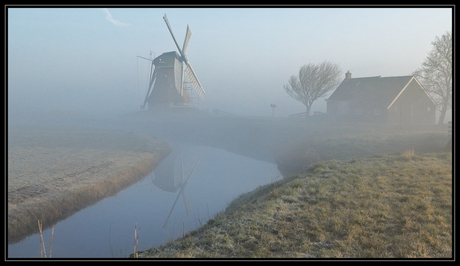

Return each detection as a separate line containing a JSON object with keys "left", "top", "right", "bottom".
{"left": 153, "top": 144, "right": 202, "bottom": 228}
{"left": 8, "top": 143, "right": 280, "bottom": 258}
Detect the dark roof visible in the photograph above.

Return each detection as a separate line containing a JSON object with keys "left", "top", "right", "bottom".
{"left": 153, "top": 51, "right": 181, "bottom": 66}
{"left": 327, "top": 75, "right": 415, "bottom": 108}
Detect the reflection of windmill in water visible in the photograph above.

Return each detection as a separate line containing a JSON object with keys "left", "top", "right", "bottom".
{"left": 152, "top": 146, "right": 202, "bottom": 229}
{"left": 139, "top": 14, "right": 205, "bottom": 110}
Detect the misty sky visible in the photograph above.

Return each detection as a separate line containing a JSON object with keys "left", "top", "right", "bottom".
{"left": 7, "top": 7, "right": 452, "bottom": 117}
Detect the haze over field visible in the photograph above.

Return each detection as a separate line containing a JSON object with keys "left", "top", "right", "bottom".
{"left": 7, "top": 7, "right": 452, "bottom": 118}
{"left": 7, "top": 6, "right": 453, "bottom": 258}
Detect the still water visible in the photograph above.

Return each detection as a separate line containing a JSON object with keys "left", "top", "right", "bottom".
{"left": 8, "top": 142, "right": 281, "bottom": 258}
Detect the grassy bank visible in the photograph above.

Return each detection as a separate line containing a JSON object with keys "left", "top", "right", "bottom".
{"left": 137, "top": 151, "right": 452, "bottom": 258}
{"left": 273, "top": 122, "right": 449, "bottom": 177}
{"left": 8, "top": 127, "right": 171, "bottom": 244}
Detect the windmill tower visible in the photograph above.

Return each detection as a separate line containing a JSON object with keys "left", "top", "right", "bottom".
{"left": 141, "top": 14, "right": 205, "bottom": 110}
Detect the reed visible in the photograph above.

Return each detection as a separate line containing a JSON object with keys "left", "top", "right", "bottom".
{"left": 134, "top": 223, "right": 140, "bottom": 258}
{"left": 38, "top": 220, "right": 54, "bottom": 258}
{"left": 49, "top": 226, "right": 54, "bottom": 258}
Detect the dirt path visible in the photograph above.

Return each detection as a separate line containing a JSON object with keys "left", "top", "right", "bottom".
{"left": 7, "top": 126, "right": 170, "bottom": 244}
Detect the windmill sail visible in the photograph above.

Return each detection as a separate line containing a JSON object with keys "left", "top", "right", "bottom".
{"left": 185, "top": 64, "right": 205, "bottom": 99}
{"left": 164, "top": 14, "right": 205, "bottom": 100}
{"left": 163, "top": 14, "right": 183, "bottom": 56}
{"left": 182, "top": 25, "right": 192, "bottom": 54}
{"left": 174, "top": 59, "right": 183, "bottom": 94}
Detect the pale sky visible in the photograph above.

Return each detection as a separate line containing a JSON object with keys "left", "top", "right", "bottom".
{"left": 7, "top": 6, "right": 453, "bottom": 117}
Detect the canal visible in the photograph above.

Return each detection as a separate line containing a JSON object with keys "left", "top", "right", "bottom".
{"left": 8, "top": 142, "right": 281, "bottom": 258}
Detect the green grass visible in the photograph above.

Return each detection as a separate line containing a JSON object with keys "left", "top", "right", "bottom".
{"left": 138, "top": 151, "right": 452, "bottom": 258}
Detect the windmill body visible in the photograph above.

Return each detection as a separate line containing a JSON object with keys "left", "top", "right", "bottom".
{"left": 146, "top": 51, "right": 190, "bottom": 108}
{"left": 141, "top": 14, "right": 205, "bottom": 110}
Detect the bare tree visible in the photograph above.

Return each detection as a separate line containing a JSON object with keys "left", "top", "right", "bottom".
{"left": 413, "top": 31, "right": 452, "bottom": 124}
{"left": 284, "top": 61, "right": 342, "bottom": 117}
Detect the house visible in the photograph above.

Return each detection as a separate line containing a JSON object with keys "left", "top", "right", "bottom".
{"left": 325, "top": 71, "right": 436, "bottom": 124}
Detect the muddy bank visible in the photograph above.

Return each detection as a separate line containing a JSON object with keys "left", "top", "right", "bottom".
{"left": 7, "top": 126, "right": 171, "bottom": 244}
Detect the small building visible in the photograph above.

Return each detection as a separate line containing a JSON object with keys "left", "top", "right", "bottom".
{"left": 325, "top": 71, "right": 436, "bottom": 124}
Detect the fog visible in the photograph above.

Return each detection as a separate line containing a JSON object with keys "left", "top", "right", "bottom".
{"left": 7, "top": 7, "right": 452, "bottom": 118}
{"left": 7, "top": 7, "right": 453, "bottom": 258}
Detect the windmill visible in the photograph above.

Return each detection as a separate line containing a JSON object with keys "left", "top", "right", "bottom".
{"left": 140, "top": 14, "right": 205, "bottom": 110}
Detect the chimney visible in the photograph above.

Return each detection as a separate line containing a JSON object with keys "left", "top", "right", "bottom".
{"left": 345, "top": 70, "right": 352, "bottom": 79}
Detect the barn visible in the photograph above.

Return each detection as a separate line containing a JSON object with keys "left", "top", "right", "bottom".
{"left": 325, "top": 71, "right": 436, "bottom": 124}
